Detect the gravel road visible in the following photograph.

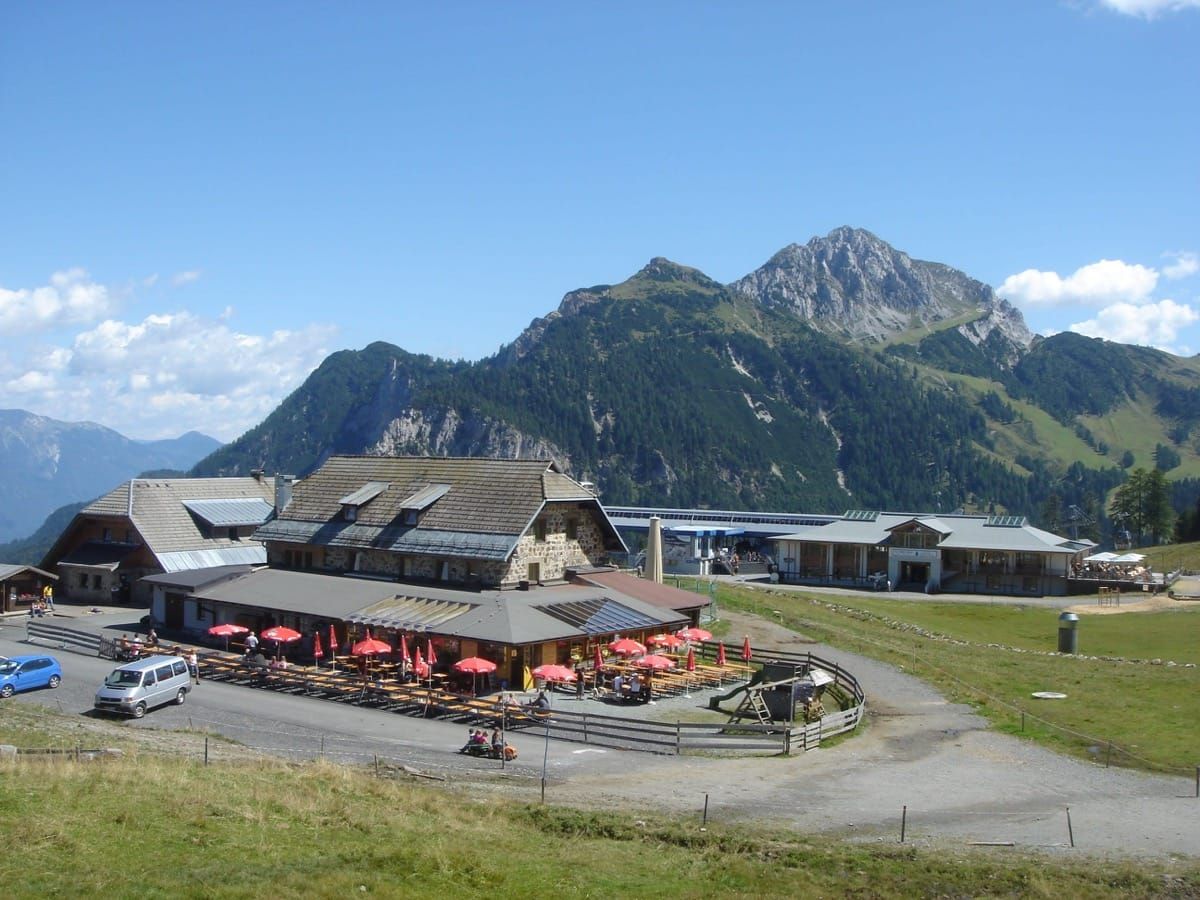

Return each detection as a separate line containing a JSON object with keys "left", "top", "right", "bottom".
{"left": 4, "top": 604, "right": 1197, "bottom": 860}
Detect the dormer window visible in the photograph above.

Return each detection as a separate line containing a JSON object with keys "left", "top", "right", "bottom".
{"left": 396, "top": 483, "right": 450, "bottom": 528}
{"left": 344, "top": 506, "right": 357, "bottom": 523}
{"left": 338, "top": 481, "right": 388, "bottom": 525}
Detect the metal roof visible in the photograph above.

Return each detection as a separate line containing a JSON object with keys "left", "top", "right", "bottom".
{"left": 140, "top": 564, "right": 259, "bottom": 590}
{"left": 339, "top": 481, "right": 389, "bottom": 506}
{"left": 59, "top": 542, "right": 137, "bottom": 569}
{"left": 156, "top": 545, "right": 267, "bottom": 573}
{"left": 398, "top": 483, "right": 450, "bottom": 510}
{"left": 0, "top": 564, "right": 57, "bottom": 581}
{"left": 192, "top": 568, "right": 404, "bottom": 620}
{"left": 182, "top": 498, "right": 275, "bottom": 527}
{"left": 534, "top": 597, "right": 664, "bottom": 635}
{"left": 773, "top": 512, "right": 1079, "bottom": 555}
{"left": 346, "top": 595, "right": 475, "bottom": 632}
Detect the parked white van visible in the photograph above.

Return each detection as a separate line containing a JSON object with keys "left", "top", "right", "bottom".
{"left": 94, "top": 654, "right": 192, "bottom": 718}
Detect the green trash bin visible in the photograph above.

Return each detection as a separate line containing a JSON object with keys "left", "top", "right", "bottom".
{"left": 1057, "top": 612, "right": 1079, "bottom": 654}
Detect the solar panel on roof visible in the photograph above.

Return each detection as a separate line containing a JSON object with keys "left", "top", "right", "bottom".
{"left": 985, "top": 515, "right": 1027, "bottom": 527}
{"left": 536, "top": 598, "right": 661, "bottom": 635}
{"left": 844, "top": 510, "right": 880, "bottom": 522}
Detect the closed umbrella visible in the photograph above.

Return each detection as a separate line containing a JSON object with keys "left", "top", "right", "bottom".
{"left": 716, "top": 642, "right": 727, "bottom": 666}
{"left": 686, "top": 646, "right": 696, "bottom": 672}
{"left": 593, "top": 644, "right": 604, "bottom": 672}
{"left": 741, "top": 635, "right": 753, "bottom": 662}
{"left": 328, "top": 624, "right": 339, "bottom": 661}
{"left": 453, "top": 656, "right": 498, "bottom": 696}
{"left": 608, "top": 638, "right": 646, "bottom": 657}
{"left": 413, "top": 646, "right": 429, "bottom": 679}
{"left": 426, "top": 638, "right": 438, "bottom": 666}
{"left": 397, "top": 634, "right": 410, "bottom": 663}
{"left": 312, "top": 631, "right": 324, "bottom": 666}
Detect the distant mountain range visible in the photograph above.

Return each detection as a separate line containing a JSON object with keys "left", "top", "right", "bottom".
{"left": 190, "top": 227, "right": 1200, "bottom": 537}
{"left": 10, "top": 227, "right": 1198, "bottom": 559}
{"left": 0, "top": 410, "right": 220, "bottom": 545}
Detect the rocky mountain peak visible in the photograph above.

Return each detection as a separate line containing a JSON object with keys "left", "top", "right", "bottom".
{"left": 732, "top": 227, "right": 1034, "bottom": 349}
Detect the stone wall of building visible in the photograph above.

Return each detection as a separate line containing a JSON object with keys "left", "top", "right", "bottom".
{"left": 267, "top": 502, "right": 611, "bottom": 590}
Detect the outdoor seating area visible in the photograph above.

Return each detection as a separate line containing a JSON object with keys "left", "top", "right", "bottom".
{"left": 1071, "top": 552, "right": 1159, "bottom": 586}
{"left": 193, "top": 632, "right": 760, "bottom": 728}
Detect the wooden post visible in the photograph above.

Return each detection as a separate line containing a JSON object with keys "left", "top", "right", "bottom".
{"left": 1066, "top": 806, "right": 1074, "bottom": 848}
{"left": 900, "top": 805, "right": 907, "bottom": 843}
{"left": 204, "top": 736, "right": 209, "bottom": 766}
{"left": 703, "top": 793, "right": 709, "bottom": 825}
{"left": 374, "top": 754, "right": 379, "bottom": 777}
{"left": 675, "top": 722, "right": 681, "bottom": 755}
{"left": 1105, "top": 742, "right": 1112, "bottom": 768}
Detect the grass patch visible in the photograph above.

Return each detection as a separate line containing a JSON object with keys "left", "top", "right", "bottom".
{"left": 0, "top": 729, "right": 1194, "bottom": 898}
{"left": 720, "top": 585, "right": 1200, "bottom": 773}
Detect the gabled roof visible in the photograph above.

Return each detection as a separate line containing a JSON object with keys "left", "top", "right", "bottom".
{"left": 0, "top": 564, "right": 57, "bottom": 582}
{"left": 260, "top": 456, "right": 625, "bottom": 559}
{"left": 43, "top": 477, "right": 277, "bottom": 573}
{"left": 773, "top": 511, "right": 1079, "bottom": 555}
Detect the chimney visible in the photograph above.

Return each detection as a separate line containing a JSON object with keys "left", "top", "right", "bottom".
{"left": 274, "top": 474, "right": 294, "bottom": 514}
{"left": 646, "top": 516, "right": 664, "bottom": 584}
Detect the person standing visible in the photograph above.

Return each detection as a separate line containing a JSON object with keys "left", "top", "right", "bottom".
{"left": 574, "top": 662, "right": 586, "bottom": 700}
{"left": 245, "top": 631, "right": 259, "bottom": 655}
{"left": 187, "top": 649, "right": 199, "bottom": 684}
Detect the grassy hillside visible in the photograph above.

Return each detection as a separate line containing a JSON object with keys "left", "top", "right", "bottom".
{"left": 0, "top": 705, "right": 1194, "bottom": 898}
{"left": 711, "top": 582, "right": 1200, "bottom": 773}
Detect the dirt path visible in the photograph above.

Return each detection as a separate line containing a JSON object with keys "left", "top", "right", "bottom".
{"left": 512, "top": 609, "right": 1200, "bottom": 859}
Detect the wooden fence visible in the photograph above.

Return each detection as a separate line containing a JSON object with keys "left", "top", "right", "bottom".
{"left": 510, "top": 644, "right": 866, "bottom": 756}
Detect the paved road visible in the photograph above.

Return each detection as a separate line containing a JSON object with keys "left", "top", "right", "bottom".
{"left": 4, "top": 605, "right": 1198, "bottom": 859}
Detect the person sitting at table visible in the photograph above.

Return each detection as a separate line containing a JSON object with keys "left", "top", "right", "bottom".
{"left": 611, "top": 674, "right": 623, "bottom": 697}
{"left": 146, "top": 627, "right": 159, "bottom": 647}
{"left": 249, "top": 651, "right": 269, "bottom": 671}
{"left": 627, "top": 673, "right": 641, "bottom": 700}
{"left": 491, "top": 727, "right": 503, "bottom": 754}
{"left": 531, "top": 689, "right": 551, "bottom": 711}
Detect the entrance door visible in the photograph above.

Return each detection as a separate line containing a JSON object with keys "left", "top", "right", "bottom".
{"left": 901, "top": 562, "right": 929, "bottom": 585}
{"left": 165, "top": 594, "right": 185, "bottom": 629}
{"left": 527, "top": 562, "right": 540, "bottom": 585}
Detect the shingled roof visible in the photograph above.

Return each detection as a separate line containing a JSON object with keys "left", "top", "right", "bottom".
{"left": 56, "top": 477, "right": 277, "bottom": 566}
{"left": 258, "top": 456, "right": 619, "bottom": 560}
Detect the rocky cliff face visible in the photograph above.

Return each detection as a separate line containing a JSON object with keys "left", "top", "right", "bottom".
{"left": 371, "top": 408, "right": 571, "bottom": 469}
{"left": 732, "top": 227, "right": 1035, "bottom": 355}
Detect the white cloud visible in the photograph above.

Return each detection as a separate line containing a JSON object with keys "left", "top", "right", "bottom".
{"left": 999, "top": 259, "right": 1158, "bottom": 307}
{"left": 0, "top": 309, "right": 336, "bottom": 441}
{"left": 1099, "top": 0, "right": 1200, "bottom": 17}
{"left": 1069, "top": 298, "right": 1199, "bottom": 352}
{"left": 0, "top": 269, "right": 115, "bottom": 335}
{"left": 1162, "top": 251, "right": 1199, "bottom": 280}
{"left": 172, "top": 270, "right": 201, "bottom": 286}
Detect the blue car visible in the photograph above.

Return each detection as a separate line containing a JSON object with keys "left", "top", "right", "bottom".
{"left": 0, "top": 654, "right": 63, "bottom": 697}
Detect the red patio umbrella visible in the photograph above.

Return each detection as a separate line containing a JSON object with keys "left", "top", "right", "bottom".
{"left": 312, "top": 631, "right": 324, "bottom": 664}
{"left": 647, "top": 633, "right": 684, "bottom": 650}
{"left": 352, "top": 636, "right": 392, "bottom": 656}
{"left": 453, "top": 656, "right": 498, "bottom": 696}
{"left": 716, "top": 642, "right": 727, "bottom": 666}
{"left": 397, "top": 634, "right": 410, "bottom": 663}
{"left": 263, "top": 625, "right": 302, "bottom": 643}
{"left": 532, "top": 663, "right": 576, "bottom": 683}
{"left": 413, "top": 646, "right": 429, "bottom": 679}
{"left": 677, "top": 626, "right": 712, "bottom": 642}
{"left": 686, "top": 646, "right": 696, "bottom": 672}
{"left": 426, "top": 638, "right": 438, "bottom": 667}
{"left": 608, "top": 638, "right": 646, "bottom": 657}
{"left": 634, "top": 654, "right": 675, "bottom": 671}
{"left": 328, "top": 624, "right": 339, "bottom": 660}
{"left": 593, "top": 644, "right": 604, "bottom": 671}
{"left": 741, "top": 635, "right": 753, "bottom": 662}
{"left": 207, "top": 622, "right": 248, "bottom": 651}
{"left": 263, "top": 625, "right": 302, "bottom": 659}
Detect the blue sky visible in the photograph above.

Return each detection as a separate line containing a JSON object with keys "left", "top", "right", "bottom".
{"left": 2, "top": 1, "right": 1197, "bottom": 441}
